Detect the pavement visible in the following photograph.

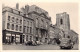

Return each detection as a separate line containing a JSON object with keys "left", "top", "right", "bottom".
{"left": 2, "top": 43, "right": 78, "bottom": 50}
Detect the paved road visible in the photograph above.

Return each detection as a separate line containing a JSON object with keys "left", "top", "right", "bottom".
{"left": 3, "top": 44, "right": 78, "bottom": 50}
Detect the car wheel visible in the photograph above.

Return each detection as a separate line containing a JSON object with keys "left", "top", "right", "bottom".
{"left": 71, "top": 46, "right": 73, "bottom": 49}
{"left": 60, "top": 46, "right": 63, "bottom": 49}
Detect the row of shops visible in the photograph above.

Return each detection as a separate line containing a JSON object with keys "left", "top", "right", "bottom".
{"left": 2, "top": 29, "right": 49, "bottom": 44}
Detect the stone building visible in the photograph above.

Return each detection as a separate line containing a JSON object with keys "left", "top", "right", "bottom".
{"left": 3, "top": 4, "right": 78, "bottom": 45}
{"left": 2, "top": 6, "right": 23, "bottom": 44}
{"left": 28, "top": 5, "right": 51, "bottom": 43}
{"left": 2, "top": 4, "right": 34, "bottom": 44}
{"left": 23, "top": 14, "right": 34, "bottom": 43}
{"left": 56, "top": 12, "right": 70, "bottom": 38}
{"left": 56, "top": 12, "right": 78, "bottom": 43}
{"left": 21, "top": 5, "right": 51, "bottom": 43}
{"left": 2, "top": 4, "right": 51, "bottom": 44}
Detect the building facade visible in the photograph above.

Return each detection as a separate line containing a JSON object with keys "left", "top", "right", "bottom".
{"left": 2, "top": 7, "right": 23, "bottom": 44}
{"left": 2, "top": 4, "right": 51, "bottom": 44}
{"left": 23, "top": 15, "right": 34, "bottom": 43}
{"left": 27, "top": 5, "right": 51, "bottom": 43}
{"left": 3, "top": 4, "right": 78, "bottom": 45}
{"left": 56, "top": 12, "right": 78, "bottom": 44}
{"left": 56, "top": 12, "right": 70, "bottom": 38}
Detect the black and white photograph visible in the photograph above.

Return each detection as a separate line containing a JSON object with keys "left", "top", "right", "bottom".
{"left": 1, "top": 0, "right": 79, "bottom": 51}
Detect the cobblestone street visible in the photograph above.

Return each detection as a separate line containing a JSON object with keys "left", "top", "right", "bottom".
{"left": 3, "top": 43, "right": 78, "bottom": 50}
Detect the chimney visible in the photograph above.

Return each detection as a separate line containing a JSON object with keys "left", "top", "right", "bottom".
{"left": 16, "top": 3, "right": 19, "bottom": 10}
{"left": 25, "top": 5, "right": 29, "bottom": 14}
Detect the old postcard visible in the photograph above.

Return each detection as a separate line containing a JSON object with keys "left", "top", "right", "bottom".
{"left": 1, "top": 0, "right": 80, "bottom": 52}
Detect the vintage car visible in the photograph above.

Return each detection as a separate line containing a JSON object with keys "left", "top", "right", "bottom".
{"left": 25, "top": 41, "right": 43, "bottom": 46}
{"left": 25, "top": 41, "right": 37, "bottom": 46}
{"left": 60, "top": 38, "right": 74, "bottom": 49}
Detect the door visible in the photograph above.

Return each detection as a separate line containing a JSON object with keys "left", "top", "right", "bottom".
{"left": 36, "top": 37, "right": 38, "bottom": 41}
{"left": 45, "top": 38, "right": 47, "bottom": 43}
{"left": 11, "top": 36, "right": 14, "bottom": 43}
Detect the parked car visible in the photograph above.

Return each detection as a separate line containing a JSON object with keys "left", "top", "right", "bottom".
{"left": 60, "top": 38, "right": 74, "bottom": 49}
{"left": 32, "top": 41, "right": 37, "bottom": 46}
{"left": 36, "top": 41, "right": 41, "bottom": 45}
{"left": 25, "top": 41, "right": 33, "bottom": 45}
{"left": 25, "top": 40, "right": 43, "bottom": 46}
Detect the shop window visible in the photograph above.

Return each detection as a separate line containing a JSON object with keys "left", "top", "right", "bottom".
{"left": 7, "top": 23, "right": 10, "bottom": 29}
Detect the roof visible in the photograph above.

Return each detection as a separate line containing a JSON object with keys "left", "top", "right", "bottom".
{"left": 21, "top": 5, "right": 50, "bottom": 18}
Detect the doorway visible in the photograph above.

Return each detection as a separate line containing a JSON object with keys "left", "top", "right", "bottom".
{"left": 11, "top": 36, "right": 15, "bottom": 43}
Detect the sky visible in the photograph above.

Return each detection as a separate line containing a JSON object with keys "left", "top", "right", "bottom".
{"left": 2, "top": 2, "right": 79, "bottom": 34}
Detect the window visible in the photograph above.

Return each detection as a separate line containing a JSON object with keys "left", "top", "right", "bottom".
{"left": 27, "top": 27, "right": 29, "bottom": 33}
{"left": 67, "top": 36, "right": 70, "bottom": 38}
{"left": 36, "top": 18, "right": 38, "bottom": 27}
{"left": 23, "top": 26, "right": 26, "bottom": 33}
{"left": 27, "top": 21, "right": 29, "bottom": 26}
{"left": 12, "top": 17, "right": 14, "bottom": 22}
{"left": 30, "top": 27, "right": 32, "bottom": 33}
{"left": 12, "top": 24, "right": 14, "bottom": 30}
{"left": 30, "top": 36, "right": 32, "bottom": 41}
{"left": 46, "top": 22, "right": 48, "bottom": 28}
{"left": 8, "top": 16, "right": 10, "bottom": 21}
{"left": 7, "top": 23, "right": 10, "bottom": 29}
{"left": 20, "top": 20, "right": 22, "bottom": 24}
{"left": 31, "top": 22, "right": 32, "bottom": 27}
{"left": 16, "top": 18, "right": 18, "bottom": 23}
{"left": 41, "top": 19, "right": 44, "bottom": 27}
{"left": 26, "top": 35, "right": 28, "bottom": 41}
{"left": 16, "top": 25, "right": 18, "bottom": 31}
{"left": 20, "top": 26, "right": 22, "bottom": 31}
{"left": 60, "top": 19, "right": 63, "bottom": 24}
{"left": 36, "top": 29, "right": 38, "bottom": 35}
{"left": 24, "top": 19, "right": 26, "bottom": 24}
{"left": 45, "top": 32, "right": 47, "bottom": 37}
{"left": 35, "top": 7, "right": 39, "bottom": 12}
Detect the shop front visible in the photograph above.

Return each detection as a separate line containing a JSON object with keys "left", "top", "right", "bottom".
{"left": 3, "top": 30, "right": 23, "bottom": 44}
